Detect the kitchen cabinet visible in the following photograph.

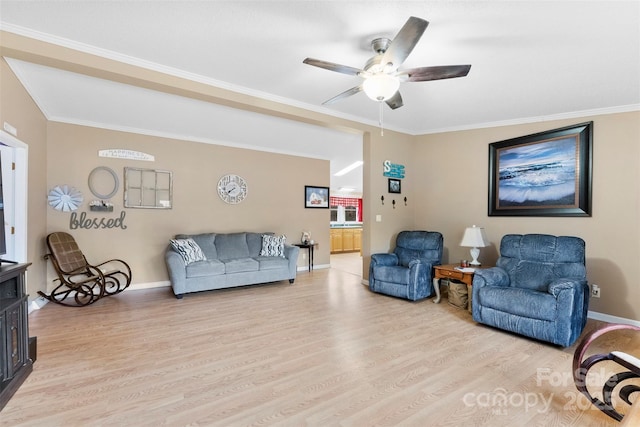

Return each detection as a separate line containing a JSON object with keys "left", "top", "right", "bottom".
{"left": 330, "top": 228, "right": 362, "bottom": 254}
{"left": 330, "top": 229, "right": 343, "bottom": 253}
{"left": 353, "top": 228, "right": 362, "bottom": 252}
{"left": 342, "top": 229, "right": 354, "bottom": 252}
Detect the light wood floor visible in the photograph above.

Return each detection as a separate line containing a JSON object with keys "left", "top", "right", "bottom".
{"left": 2, "top": 263, "right": 637, "bottom": 426}
{"left": 330, "top": 252, "right": 363, "bottom": 277}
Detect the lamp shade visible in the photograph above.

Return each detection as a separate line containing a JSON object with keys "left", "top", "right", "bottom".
{"left": 363, "top": 73, "right": 400, "bottom": 101}
{"left": 460, "top": 225, "right": 489, "bottom": 248}
{"left": 460, "top": 225, "right": 489, "bottom": 266}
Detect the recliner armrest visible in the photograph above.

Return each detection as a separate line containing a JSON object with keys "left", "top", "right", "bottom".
{"left": 371, "top": 253, "right": 399, "bottom": 266}
{"left": 407, "top": 258, "right": 433, "bottom": 272}
{"left": 473, "top": 267, "right": 510, "bottom": 288}
{"left": 548, "top": 278, "right": 587, "bottom": 297}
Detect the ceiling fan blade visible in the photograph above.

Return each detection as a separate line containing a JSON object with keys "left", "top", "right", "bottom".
{"left": 385, "top": 91, "right": 403, "bottom": 110}
{"left": 381, "top": 16, "right": 429, "bottom": 70}
{"left": 303, "top": 58, "right": 364, "bottom": 76}
{"left": 399, "top": 65, "right": 472, "bottom": 82}
{"left": 322, "top": 85, "right": 363, "bottom": 105}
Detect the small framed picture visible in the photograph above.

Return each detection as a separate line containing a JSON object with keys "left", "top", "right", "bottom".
{"left": 388, "top": 178, "right": 401, "bottom": 194}
{"left": 304, "top": 185, "right": 329, "bottom": 208}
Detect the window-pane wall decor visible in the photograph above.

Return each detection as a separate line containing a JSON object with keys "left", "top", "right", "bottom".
{"left": 124, "top": 167, "right": 173, "bottom": 209}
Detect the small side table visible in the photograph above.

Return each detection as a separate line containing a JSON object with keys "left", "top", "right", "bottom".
{"left": 432, "top": 264, "right": 484, "bottom": 304}
{"left": 294, "top": 243, "right": 317, "bottom": 272}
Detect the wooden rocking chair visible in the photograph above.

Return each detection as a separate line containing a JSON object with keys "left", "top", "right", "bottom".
{"left": 40, "top": 232, "right": 132, "bottom": 307}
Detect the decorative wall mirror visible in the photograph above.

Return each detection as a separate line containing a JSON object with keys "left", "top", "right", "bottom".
{"left": 88, "top": 166, "right": 119, "bottom": 199}
{"left": 124, "top": 167, "right": 173, "bottom": 209}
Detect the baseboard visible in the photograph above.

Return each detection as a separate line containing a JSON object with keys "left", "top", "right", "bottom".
{"left": 88, "top": 266, "right": 331, "bottom": 290}
{"left": 127, "top": 281, "right": 171, "bottom": 291}
{"left": 587, "top": 310, "right": 640, "bottom": 327}
{"left": 124, "top": 273, "right": 332, "bottom": 290}
{"left": 28, "top": 295, "right": 49, "bottom": 314}
{"left": 297, "top": 264, "right": 331, "bottom": 272}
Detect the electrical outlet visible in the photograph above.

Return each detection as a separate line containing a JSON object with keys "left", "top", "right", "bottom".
{"left": 302, "top": 253, "right": 306, "bottom": 260}
{"left": 591, "top": 284, "right": 601, "bottom": 298}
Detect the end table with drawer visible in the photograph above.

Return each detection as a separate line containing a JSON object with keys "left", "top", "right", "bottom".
{"left": 432, "top": 264, "right": 485, "bottom": 304}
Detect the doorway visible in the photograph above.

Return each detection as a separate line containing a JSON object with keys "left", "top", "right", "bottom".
{"left": 0, "top": 130, "right": 28, "bottom": 263}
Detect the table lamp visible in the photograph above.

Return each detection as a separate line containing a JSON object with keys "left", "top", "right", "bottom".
{"left": 460, "top": 225, "right": 489, "bottom": 266}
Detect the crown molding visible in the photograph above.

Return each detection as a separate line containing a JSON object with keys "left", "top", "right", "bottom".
{"left": 417, "top": 104, "right": 640, "bottom": 135}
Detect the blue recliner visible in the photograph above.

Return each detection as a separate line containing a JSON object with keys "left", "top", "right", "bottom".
{"left": 472, "top": 234, "right": 589, "bottom": 347}
{"left": 369, "top": 231, "right": 443, "bottom": 301}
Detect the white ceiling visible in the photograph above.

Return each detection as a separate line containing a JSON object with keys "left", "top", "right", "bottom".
{"left": 1, "top": 1, "right": 639, "bottom": 195}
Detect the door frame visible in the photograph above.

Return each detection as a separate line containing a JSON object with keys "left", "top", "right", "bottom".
{"left": 0, "top": 130, "right": 28, "bottom": 263}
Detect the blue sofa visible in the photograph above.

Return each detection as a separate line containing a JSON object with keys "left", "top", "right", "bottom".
{"left": 369, "top": 230, "right": 443, "bottom": 301}
{"left": 165, "top": 232, "right": 299, "bottom": 298}
{"left": 472, "top": 234, "right": 589, "bottom": 347}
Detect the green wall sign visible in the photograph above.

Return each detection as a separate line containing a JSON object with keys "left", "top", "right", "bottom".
{"left": 383, "top": 160, "right": 405, "bottom": 178}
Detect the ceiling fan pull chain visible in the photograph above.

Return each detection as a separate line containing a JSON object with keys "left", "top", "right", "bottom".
{"left": 379, "top": 101, "right": 384, "bottom": 136}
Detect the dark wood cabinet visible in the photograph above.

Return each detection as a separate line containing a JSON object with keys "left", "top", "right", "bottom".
{"left": 0, "top": 262, "right": 32, "bottom": 411}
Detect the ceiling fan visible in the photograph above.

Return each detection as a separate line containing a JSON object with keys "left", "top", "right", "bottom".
{"left": 303, "top": 16, "right": 471, "bottom": 110}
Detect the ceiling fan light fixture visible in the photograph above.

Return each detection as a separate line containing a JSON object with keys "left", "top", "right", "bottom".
{"left": 363, "top": 73, "right": 400, "bottom": 102}
{"left": 303, "top": 16, "right": 470, "bottom": 118}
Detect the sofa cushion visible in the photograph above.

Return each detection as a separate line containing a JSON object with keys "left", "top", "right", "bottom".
{"left": 175, "top": 233, "right": 218, "bottom": 259}
{"left": 215, "top": 233, "right": 250, "bottom": 260}
{"left": 224, "top": 258, "right": 259, "bottom": 274}
{"left": 255, "top": 256, "right": 289, "bottom": 270}
{"left": 170, "top": 238, "right": 206, "bottom": 265}
{"left": 186, "top": 259, "right": 225, "bottom": 278}
{"left": 260, "top": 234, "right": 286, "bottom": 257}
{"left": 191, "top": 234, "right": 218, "bottom": 259}
{"left": 247, "top": 232, "right": 268, "bottom": 257}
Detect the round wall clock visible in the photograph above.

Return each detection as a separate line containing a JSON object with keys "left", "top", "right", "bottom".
{"left": 217, "top": 174, "right": 248, "bottom": 204}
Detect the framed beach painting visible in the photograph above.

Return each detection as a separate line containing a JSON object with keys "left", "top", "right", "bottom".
{"left": 488, "top": 122, "right": 593, "bottom": 217}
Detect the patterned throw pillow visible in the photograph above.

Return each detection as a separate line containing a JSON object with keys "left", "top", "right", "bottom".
{"left": 170, "top": 238, "right": 206, "bottom": 265}
{"left": 260, "top": 234, "right": 286, "bottom": 257}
